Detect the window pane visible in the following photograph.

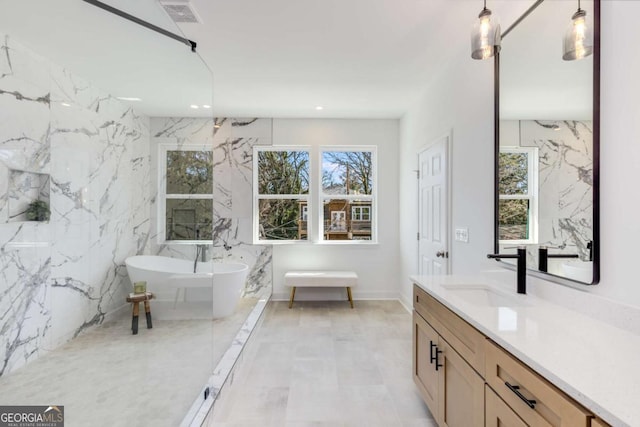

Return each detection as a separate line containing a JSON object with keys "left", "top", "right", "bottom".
{"left": 258, "top": 151, "right": 309, "bottom": 195}
{"left": 166, "top": 199, "right": 212, "bottom": 240}
{"left": 258, "top": 199, "right": 307, "bottom": 240}
{"left": 499, "top": 152, "right": 528, "bottom": 195}
{"left": 499, "top": 199, "right": 529, "bottom": 240}
{"left": 323, "top": 199, "right": 372, "bottom": 241}
{"left": 166, "top": 150, "right": 213, "bottom": 194}
{"left": 322, "top": 151, "right": 373, "bottom": 195}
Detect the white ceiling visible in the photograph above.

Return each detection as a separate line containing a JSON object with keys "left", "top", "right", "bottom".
{"left": 0, "top": 0, "right": 550, "bottom": 118}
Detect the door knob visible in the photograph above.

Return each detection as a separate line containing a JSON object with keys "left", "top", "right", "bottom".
{"left": 436, "top": 251, "right": 448, "bottom": 258}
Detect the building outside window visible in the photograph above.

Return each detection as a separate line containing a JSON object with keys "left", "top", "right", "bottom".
{"left": 321, "top": 149, "right": 375, "bottom": 241}
{"left": 254, "top": 146, "right": 376, "bottom": 243}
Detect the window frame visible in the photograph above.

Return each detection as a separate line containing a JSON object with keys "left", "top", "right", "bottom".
{"left": 158, "top": 143, "right": 213, "bottom": 245}
{"left": 253, "top": 146, "right": 311, "bottom": 244}
{"left": 252, "top": 145, "right": 378, "bottom": 245}
{"left": 498, "top": 146, "right": 539, "bottom": 245}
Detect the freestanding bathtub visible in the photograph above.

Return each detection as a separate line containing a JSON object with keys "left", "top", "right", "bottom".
{"left": 125, "top": 255, "right": 249, "bottom": 319}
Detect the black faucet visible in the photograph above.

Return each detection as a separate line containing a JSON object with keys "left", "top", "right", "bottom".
{"left": 487, "top": 246, "right": 527, "bottom": 294}
{"left": 537, "top": 246, "right": 579, "bottom": 272}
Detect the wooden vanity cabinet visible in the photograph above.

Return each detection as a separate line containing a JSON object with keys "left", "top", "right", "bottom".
{"left": 413, "top": 284, "right": 596, "bottom": 427}
{"left": 413, "top": 286, "right": 484, "bottom": 426}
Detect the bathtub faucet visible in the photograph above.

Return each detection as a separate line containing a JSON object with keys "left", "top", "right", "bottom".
{"left": 194, "top": 244, "right": 208, "bottom": 273}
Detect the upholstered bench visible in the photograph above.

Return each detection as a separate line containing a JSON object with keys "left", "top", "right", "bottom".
{"left": 284, "top": 271, "right": 358, "bottom": 309}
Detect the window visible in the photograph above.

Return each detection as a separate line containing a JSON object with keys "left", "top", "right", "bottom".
{"left": 254, "top": 148, "right": 310, "bottom": 241}
{"left": 499, "top": 147, "right": 538, "bottom": 243}
{"left": 321, "top": 149, "right": 375, "bottom": 241}
{"left": 253, "top": 146, "right": 376, "bottom": 243}
{"left": 352, "top": 206, "right": 371, "bottom": 221}
{"left": 159, "top": 144, "right": 213, "bottom": 242}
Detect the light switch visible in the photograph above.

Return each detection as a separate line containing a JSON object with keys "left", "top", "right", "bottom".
{"left": 455, "top": 227, "right": 469, "bottom": 243}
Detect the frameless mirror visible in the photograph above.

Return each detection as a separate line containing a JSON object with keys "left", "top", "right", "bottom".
{"left": 495, "top": 0, "right": 600, "bottom": 284}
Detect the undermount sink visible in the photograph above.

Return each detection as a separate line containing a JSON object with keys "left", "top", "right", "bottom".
{"left": 441, "top": 284, "right": 530, "bottom": 307}
{"left": 562, "top": 261, "right": 593, "bottom": 283}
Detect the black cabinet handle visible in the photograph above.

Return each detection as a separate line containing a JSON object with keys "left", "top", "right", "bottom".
{"left": 435, "top": 348, "right": 443, "bottom": 371}
{"left": 505, "top": 382, "right": 537, "bottom": 409}
{"left": 429, "top": 341, "right": 437, "bottom": 364}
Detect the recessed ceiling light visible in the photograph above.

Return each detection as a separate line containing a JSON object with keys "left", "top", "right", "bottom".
{"left": 190, "top": 105, "right": 199, "bottom": 109}
{"left": 214, "top": 124, "right": 221, "bottom": 129}
{"left": 116, "top": 97, "right": 142, "bottom": 102}
{"left": 61, "top": 102, "right": 71, "bottom": 107}
{"left": 203, "top": 105, "right": 211, "bottom": 109}
{"left": 315, "top": 106, "right": 324, "bottom": 110}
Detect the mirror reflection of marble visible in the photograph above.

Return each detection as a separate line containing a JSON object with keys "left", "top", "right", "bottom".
{"left": 495, "top": 0, "right": 599, "bottom": 284}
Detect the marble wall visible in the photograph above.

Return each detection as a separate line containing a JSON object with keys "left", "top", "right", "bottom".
{"left": 520, "top": 120, "right": 593, "bottom": 260}
{"left": 0, "top": 34, "right": 150, "bottom": 376}
{"left": 150, "top": 117, "right": 272, "bottom": 297}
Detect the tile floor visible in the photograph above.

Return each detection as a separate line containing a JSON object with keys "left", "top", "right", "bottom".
{"left": 0, "top": 297, "right": 257, "bottom": 427}
{"left": 208, "top": 300, "right": 436, "bottom": 426}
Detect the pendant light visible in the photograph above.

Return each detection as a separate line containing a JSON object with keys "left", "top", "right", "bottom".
{"left": 471, "top": 0, "right": 500, "bottom": 60}
{"left": 562, "top": 0, "right": 593, "bottom": 61}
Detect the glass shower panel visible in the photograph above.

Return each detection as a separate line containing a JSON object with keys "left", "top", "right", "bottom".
{"left": 0, "top": 0, "right": 215, "bottom": 425}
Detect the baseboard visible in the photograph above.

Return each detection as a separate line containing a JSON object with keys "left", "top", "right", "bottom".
{"left": 398, "top": 293, "right": 412, "bottom": 313}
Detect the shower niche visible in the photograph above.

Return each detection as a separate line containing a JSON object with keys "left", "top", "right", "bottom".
{"left": 0, "top": 166, "right": 51, "bottom": 223}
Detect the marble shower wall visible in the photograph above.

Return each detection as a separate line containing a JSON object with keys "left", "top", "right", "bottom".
{"left": 0, "top": 34, "right": 151, "bottom": 377}
{"left": 150, "top": 117, "right": 272, "bottom": 297}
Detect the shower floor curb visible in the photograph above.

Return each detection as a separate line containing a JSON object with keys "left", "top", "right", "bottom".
{"left": 180, "top": 294, "right": 271, "bottom": 427}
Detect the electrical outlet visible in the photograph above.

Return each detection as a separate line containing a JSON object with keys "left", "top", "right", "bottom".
{"left": 455, "top": 227, "right": 469, "bottom": 243}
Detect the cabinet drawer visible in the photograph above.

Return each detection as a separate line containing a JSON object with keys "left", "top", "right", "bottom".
{"left": 591, "top": 419, "right": 611, "bottom": 427}
{"left": 486, "top": 385, "right": 527, "bottom": 427}
{"left": 414, "top": 284, "right": 485, "bottom": 376}
{"left": 485, "top": 340, "right": 592, "bottom": 426}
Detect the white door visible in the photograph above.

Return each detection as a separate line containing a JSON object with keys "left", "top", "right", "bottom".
{"left": 418, "top": 135, "right": 450, "bottom": 276}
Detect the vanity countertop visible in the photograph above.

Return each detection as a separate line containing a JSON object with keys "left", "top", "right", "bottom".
{"left": 411, "top": 274, "right": 639, "bottom": 427}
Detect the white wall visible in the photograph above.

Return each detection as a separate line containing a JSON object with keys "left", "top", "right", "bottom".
{"left": 271, "top": 119, "right": 400, "bottom": 301}
{"left": 595, "top": 1, "right": 640, "bottom": 305}
{"left": 400, "top": 1, "right": 640, "bottom": 310}
{"left": 399, "top": 54, "right": 496, "bottom": 307}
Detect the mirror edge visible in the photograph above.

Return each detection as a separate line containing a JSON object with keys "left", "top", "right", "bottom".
{"left": 493, "top": 0, "right": 601, "bottom": 286}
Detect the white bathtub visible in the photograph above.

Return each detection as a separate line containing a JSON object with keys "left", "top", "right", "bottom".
{"left": 125, "top": 255, "right": 249, "bottom": 319}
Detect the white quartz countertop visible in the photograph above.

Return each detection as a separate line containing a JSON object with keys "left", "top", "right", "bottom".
{"left": 411, "top": 274, "right": 639, "bottom": 427}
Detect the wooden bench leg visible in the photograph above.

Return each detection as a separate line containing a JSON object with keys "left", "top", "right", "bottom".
{"left": 289, "top": 286, "right": 296, "bottom": 309}
{"left": 144, "top": 300, "right": 153, "bottom": 329}
{"left": 347, "top": 287, "right": 354, "bottom": 308}
{"left": 132, "top": 302, "right": 139, "bottom": 335}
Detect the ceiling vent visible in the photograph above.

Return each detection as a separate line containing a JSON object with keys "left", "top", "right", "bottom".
{"left": 159, "top": 1, "right": 201, "bottom": 24}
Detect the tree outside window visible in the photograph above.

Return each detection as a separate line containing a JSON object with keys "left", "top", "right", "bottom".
{"left": 256, "top": 149, "right": 310, "bottom": 241}
{"left": 253, "top": 147, "right": 376, "bottom": 243}
{"left": 499, "top": 147, "right": 538, "bottom": 243}
{"left": 160, "top": 146, "right": 213, "bottom": 242}
{"left": 321, "top": 149, "right": 375, "bottom": 241}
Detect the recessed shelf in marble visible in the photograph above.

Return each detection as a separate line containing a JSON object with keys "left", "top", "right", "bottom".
{"left": 1, "top": 168, "right": 51, "bottom": 223}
